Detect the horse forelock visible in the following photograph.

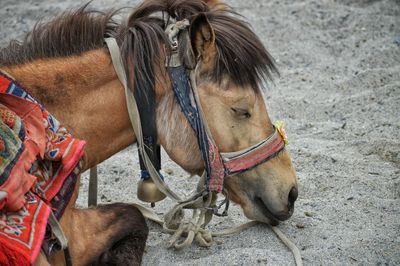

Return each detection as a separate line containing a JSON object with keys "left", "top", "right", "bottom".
{"left": 208, "top": 11, "right": 280, "bottom": 89}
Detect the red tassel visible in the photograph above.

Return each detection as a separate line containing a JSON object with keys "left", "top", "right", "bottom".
{"left": 0, "top": 241, "right": 30, "bottom": 266}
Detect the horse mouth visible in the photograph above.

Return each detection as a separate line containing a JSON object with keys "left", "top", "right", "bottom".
{"left": 254, "top": 197, "right": 293, "bottom": 226}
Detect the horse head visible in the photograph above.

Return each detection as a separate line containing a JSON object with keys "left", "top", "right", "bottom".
{"left": 121, "top": 0, "right": 299, "bottom": 225}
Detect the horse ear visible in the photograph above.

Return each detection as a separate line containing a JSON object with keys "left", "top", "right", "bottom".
{"left": 189, "top": 13, "right": 216, "bottom": 63}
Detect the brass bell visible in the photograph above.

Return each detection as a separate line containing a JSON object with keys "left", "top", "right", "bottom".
{"left": 137, "top": 178, "right": 166, "bottom": 205}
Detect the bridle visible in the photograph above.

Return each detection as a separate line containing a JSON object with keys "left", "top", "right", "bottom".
{"left": 104, "top": 16, "right": 288, "bottom": 205}
{"left": 166, "top": 19, "right": 287, "bottom": 192}
{"left": 168, "top": 59, "right": 286, "bottom": 193}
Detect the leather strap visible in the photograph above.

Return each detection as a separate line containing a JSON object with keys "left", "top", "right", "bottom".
{"left": 133, "top": 71, "right": 161, "bottom": 176}
{"left": 104, "top": 37, "right": 181, "bottom": 202}
{"left": 47, "top": 211, "right": 72, "bottom": 266}
{"left": 168, "top": 66, "right": 225, "bottom": 192}
{"left": 88, "top": 165, "right": 97, "bottom": 206}
{"left": 47, "top": 212, "right": 68, "bottom": 251}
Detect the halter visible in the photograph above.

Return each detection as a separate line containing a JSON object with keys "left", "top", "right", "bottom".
{"left": 105, "top": 17, "right": 287, "bottom": 197}
{"left": 165, "top": 19, "right": 286, "bottom": 193}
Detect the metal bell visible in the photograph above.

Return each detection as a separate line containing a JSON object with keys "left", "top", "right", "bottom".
{"left": 137, "top": 178, "right": 166, "bottom": 204}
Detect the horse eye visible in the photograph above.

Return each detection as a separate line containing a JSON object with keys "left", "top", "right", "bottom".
{"left": 231, "top": 108, "right": 251, "bottom": 119}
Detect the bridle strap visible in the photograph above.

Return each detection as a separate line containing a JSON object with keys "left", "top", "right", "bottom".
{"left": 47, "top": 211, "right": 72, "bottom": 266}
{"left": 222, "top": 128, "right": 285, "bottom": 175}
{"left": 133, "top": 57, "right": 161, "bottom": 177}
{"left": 188, "top": 69, "right": 225, "bottom": 192}
{"left": 168, "top": 66, "right": 225, "bottom": 192}
{"left": 104, "top": 37, "right": 181, "bottom": 202}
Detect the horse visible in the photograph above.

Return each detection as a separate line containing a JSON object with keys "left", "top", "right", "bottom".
{"left": 0, "top": 0, "right": 298, "bottom": 265}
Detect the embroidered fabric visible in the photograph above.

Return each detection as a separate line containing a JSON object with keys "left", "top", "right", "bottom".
{"left": 0, "top": 72, "right": 86, "bottom": 265}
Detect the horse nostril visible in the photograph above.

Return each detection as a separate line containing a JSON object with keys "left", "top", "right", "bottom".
{"left": 288, "top": 186, "right": 298, "bottom": 206}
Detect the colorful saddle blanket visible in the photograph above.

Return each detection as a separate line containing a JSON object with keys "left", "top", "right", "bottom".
{"left": 0, "top": 72, "right": 86, "bottom": 265}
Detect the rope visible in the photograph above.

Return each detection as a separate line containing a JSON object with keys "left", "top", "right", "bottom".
{"left": 214, "top": 222, "right": 303, "bottom": 266}
{"left": 133, "top": 200, "right": 302, "bottom": 265}
{"left": 271, "top": 226, "right": 303, "bottom": 266}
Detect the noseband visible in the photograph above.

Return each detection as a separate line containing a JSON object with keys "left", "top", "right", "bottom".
{"left": 104, "top": 18, "right": 287, "bottom": 198}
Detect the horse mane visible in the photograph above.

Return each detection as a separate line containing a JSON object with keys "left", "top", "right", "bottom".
{"left": 0, "top": 0, "right": 278, "bottom": 91}
{"left": 0, "top": 4, "right": 118, "bottom": 67}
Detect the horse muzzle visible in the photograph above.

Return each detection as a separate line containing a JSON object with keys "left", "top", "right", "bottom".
{"left": 253, "top": 186, "right": 298, "bottom": 225}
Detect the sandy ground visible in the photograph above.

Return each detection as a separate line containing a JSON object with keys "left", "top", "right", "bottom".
{"left": 1, "top": 0, "right": 399, "bottom": 265}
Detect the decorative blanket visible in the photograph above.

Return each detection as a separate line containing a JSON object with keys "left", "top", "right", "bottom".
{"left": 0, "top": 72, "right": 86, "bottom": 265}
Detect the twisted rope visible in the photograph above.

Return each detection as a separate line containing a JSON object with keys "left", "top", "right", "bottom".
{"left": 131, "top": 198, "right": 302, "bottom": 266}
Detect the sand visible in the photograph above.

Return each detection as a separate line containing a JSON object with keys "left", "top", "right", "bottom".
{"left": 0, "top": 0, "right": 399, "bottom": 265}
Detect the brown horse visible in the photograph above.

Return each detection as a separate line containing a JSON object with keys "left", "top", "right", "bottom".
{"left": 0, "top": 0, "right": 298, "bottom": 265}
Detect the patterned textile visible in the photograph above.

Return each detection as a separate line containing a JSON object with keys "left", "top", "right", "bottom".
{"left": 0, "top": 104, "right": 25, "bottom": 188}
{"left": 0, "top": 72, "right": 86, "bottom": 265}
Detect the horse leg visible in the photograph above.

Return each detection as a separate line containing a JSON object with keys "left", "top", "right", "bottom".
{"left": 49, "top": 179, "right": 148, "bottom": 266}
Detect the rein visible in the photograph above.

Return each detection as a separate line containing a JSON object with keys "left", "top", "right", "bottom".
{"left": 103, "top": 18, "right": 302, "bottom": 265}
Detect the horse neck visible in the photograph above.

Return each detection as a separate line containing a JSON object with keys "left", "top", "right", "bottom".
{"left": 3, "top": 48, "right": 136, "bottom": 170}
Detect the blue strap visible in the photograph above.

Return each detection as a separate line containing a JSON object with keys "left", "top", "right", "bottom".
{"left": 168, "top": 66, "right": 215, "bottom": 191}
